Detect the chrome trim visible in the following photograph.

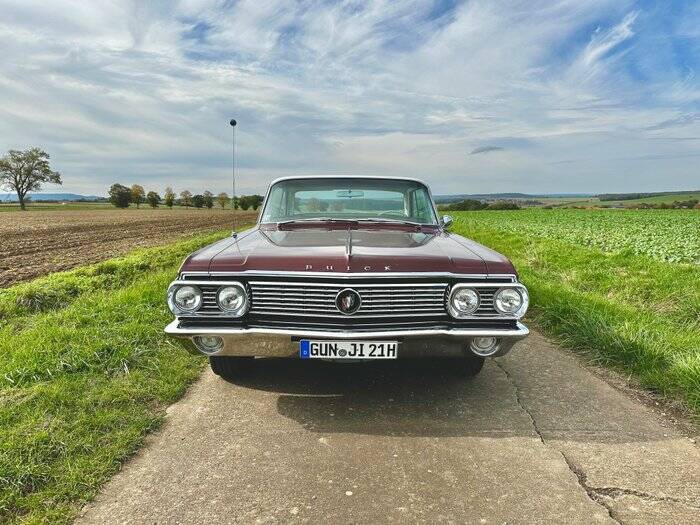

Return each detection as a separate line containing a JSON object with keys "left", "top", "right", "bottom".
{"left": 181, "top": 270, "right": 517, "bottom": 281}
{"left": 249, "top": 280, "right": 448, "bottom": 288}
{"left": 165, "top": 319, "right": 529, "bottom": 340}
{"left": 165, "top": 320, "right": 529, "bottom": 358}
{"left": 170, "top": 278, "right": 528, "bottom": 320}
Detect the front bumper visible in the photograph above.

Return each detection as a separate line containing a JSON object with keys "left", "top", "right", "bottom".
{"left": 165, "top": 320, "right": 530, "bottom": 358}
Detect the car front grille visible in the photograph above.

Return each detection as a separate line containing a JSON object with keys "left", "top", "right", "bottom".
{"left": 189, "top": 279, "right": 503, "bottom": 321}
{"left": 249, "top": 281, "right": 447, "bottom": 318}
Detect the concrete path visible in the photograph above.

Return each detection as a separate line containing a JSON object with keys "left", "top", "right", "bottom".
{"left": 77, "top": 332, "right": 699, "bottom": 524}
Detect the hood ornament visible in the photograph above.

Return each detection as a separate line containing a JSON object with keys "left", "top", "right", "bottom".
{"left": 335, "top": 288, "right": 362, "bottom": 315}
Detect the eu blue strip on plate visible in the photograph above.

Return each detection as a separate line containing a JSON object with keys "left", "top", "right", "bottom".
{"left": 299, "top": 339, "right": 310, "bottom": 359}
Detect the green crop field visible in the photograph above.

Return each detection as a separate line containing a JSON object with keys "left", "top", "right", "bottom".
{"left": 451, "top": 208, "right": 700, "bottom": 421}
{"left": 456, "top": 209, "right": 700, "bottom": 264}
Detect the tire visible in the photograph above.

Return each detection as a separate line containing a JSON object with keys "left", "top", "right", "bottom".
{"left": 209, "top": 356, "right": 254, "bottom": 379}
{"left": 444, "top": 355, "right": 485, "bottom": 378}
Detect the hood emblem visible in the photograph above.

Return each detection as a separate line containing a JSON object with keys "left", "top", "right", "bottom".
{"left": 336, "top": 288, "right": 362, "bottom": 315}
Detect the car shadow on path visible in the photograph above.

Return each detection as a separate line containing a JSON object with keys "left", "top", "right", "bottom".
{"left": 222, "top": 356, "right": 681, "bottom": 444}
{"left": 225, "top": 358, "right": 535, "bottom": 438}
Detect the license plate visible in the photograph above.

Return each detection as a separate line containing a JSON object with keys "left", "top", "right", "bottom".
{"left": 300, "top": 340, "right": 398, "bottom": 359}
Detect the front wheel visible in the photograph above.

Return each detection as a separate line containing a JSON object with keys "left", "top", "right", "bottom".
{"left": 209, "top": 356, "right": 254, "bottom": 379}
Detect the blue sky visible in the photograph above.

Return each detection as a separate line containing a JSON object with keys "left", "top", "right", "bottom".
{"left": 0, "top": 0, "right": 698, "bottom": 196}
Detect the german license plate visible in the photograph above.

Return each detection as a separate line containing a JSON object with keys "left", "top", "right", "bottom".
{"left": 300, "top": 340, "right": 398, "bottom": 359}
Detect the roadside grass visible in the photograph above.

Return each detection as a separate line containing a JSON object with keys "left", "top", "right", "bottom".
{"left": 0, "top": 229, "right": 243, "bottom": 524}
{"left": 452, "top": 213, "right": 700, "bottom": 418}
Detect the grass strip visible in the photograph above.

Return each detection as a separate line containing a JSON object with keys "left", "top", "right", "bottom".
{"left": 452, "top": 213, "right": 700, "bottom": 419}
{"left": 0, "top": 230, "right": 240, "bottom": 524}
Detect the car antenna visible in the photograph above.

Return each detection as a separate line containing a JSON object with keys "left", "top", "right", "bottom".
{"left": 229, "top": 118, "right": 238, "bottom": 238}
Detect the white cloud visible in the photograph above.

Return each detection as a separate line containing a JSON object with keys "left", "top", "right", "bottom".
{"left": 0, "top": 0, "right": 698, "bottom": 196}
{"left": 582, "top": 11, "right": 638, "bottom": 67}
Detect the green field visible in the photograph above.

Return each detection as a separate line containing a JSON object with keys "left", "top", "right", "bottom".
{"left": 0, "top": 231, "right": 238, "bottom": 524}
{"left": 458, "top": 209, "right": 700, "bottom": 263}
{"left": 452, "top": 209, "right": 700, "bottom": 420}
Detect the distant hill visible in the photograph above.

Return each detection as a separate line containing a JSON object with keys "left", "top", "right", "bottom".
{"left": 597, "top": 190, "right": 700, "bottom": 202}
{"left": 434, "top": 192, "right": 594, "bottom": 203}
{"left": 0, "top": 193, "right": 104, "bottom": 202}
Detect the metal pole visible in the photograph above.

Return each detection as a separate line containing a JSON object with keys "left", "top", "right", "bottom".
{"left": 230, "top": 119, "right": 237, "bottom": 233}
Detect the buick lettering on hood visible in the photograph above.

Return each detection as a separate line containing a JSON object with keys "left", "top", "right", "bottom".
{"left": 165, "top": 177, "right": 529, "bottom": 378}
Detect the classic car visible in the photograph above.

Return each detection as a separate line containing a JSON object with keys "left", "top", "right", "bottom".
{"left": 165, "top": 176, "right": 529, "bottom": 378}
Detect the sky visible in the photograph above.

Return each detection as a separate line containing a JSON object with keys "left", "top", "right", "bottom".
{"left": 0, "top": 0, "right": 699, "bottom": 197}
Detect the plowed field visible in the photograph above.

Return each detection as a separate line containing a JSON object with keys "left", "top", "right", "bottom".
{"left": 0, "top": 208, "right": 257, "bottom": 287}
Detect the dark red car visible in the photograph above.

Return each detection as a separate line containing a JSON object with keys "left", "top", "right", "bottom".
{"left": 166, "top": 176, "right": 529, "bottom": 378}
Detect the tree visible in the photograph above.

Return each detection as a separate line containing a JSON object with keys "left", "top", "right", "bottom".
{"left": 192, "top": 194, "right": 204, "bottom": 208}
{"left": 163, "top": 187, "right": 175, "bottom": 208}
{"left": 249, "top": 194, "right": 264, "bottom": 210}
{"left": 179, "top": 190, "right": 192, "bottom": 207}
{"left": 203, "top": 190, "right": 214, "bottom": 209}
{"left": 146, "top": 191, "right": 161, "bottom": 208}
{"left": 0, "top": 148, "right": 62, "bottom": 210}
{"left": 109, "top": 183, "right": 131, "bottom": 208}
{"left": 238, "top": 195, "right": 251, "bottom": 210}
{"left": 232, "top": 195, "right": 240, "bottom": 210}
{"left": 130, "top": 184, "right": 145, "bottom": 208}
{"left": 217, "top": 192, "right": 230, "bottom": 209}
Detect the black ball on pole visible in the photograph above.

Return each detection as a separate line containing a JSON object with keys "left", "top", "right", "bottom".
{"left": 230, "top": 119, "right": 237, "bottom": 127}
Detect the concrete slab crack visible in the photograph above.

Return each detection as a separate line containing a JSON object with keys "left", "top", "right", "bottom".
{"left": 494, "top": 360, "right": 623, "bottom": 525}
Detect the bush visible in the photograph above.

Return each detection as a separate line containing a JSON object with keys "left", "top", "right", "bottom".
{"left": 487, "top": 200, "right": 521, "bottom": 210}
{"left": 445, "top": 199, "right": 487, "bottom": 211}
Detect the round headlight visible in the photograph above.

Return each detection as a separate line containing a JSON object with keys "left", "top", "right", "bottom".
{"left": 217, "top": 284, "right": 249, "bottom": 317}
{"left": 448, "top": 287, "right": 480, "bottom": 318}
{"left": 494, "top": 287, "right": 527, "bottom": 316}
{"left": 173, "top": 285, "right": 202, "bottom": 313}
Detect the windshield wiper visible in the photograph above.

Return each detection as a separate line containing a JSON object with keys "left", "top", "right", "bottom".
{"left": 356, "top": 218, "right": 425, "bottom": 228}
{"left": 277, "top": 218, "right": 359, "bottom": 226}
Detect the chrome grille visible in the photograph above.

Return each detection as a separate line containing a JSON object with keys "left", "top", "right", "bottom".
{"left": 476, "top": 289, "right": 497, "bottom": 315}
{"left": 200, "top": 287, "right": 220, "bottom": 314}
{"left": 181, "top": 281, "right": 505, "bottom": 319}
{"left": 249, "top": 281, "right": 447, "bottom": 318}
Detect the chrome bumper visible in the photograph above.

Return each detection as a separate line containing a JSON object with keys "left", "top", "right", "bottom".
{"left": 165, "top": 320, "right": 529, "bottom": 358}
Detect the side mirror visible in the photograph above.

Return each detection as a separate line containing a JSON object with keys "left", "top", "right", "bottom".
{"left": 441, "top": 215, "right": 453, "bottom": 229}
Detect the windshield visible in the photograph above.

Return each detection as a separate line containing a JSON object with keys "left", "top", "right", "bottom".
{"left": 260, "top": 178, "right": 438, "bottom": 225}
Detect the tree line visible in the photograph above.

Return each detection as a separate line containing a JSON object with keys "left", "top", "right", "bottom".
{"left": 108, "top": 183, "right": 263, "bottom": 210}
{"left": 443, "top": 199, "right": 521, "bottom": 211}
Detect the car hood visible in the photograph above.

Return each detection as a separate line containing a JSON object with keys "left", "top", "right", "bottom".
{"left": 181, "top": 226, "right": 515, "bottom": 276}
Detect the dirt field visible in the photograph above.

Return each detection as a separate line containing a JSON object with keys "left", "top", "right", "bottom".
{"left": 0, "top": 208, "right": 258, "bottom": 287}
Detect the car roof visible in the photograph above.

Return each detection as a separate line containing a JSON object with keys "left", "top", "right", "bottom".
{"left": 267, "top": 175, "right": 431, "bottom": 187}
